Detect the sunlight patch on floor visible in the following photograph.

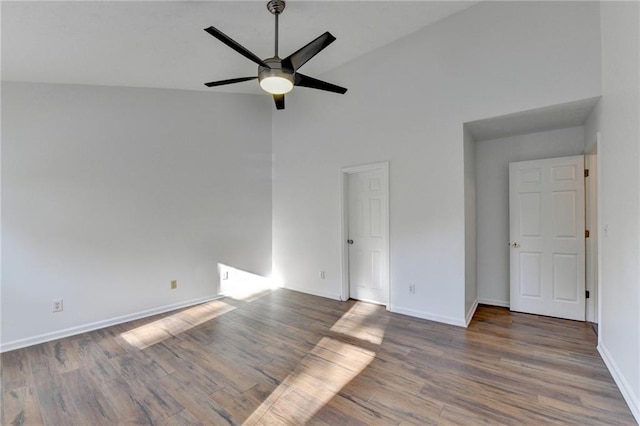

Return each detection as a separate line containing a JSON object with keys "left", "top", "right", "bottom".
{"left": 244, "top": 336, "right": 376, "bottom": 424}
{"left": 329, "top": 302, "right": 388, "bottom": 345}
{"left": 120, "top": 300, "right": 235, "bottom": 350}
{"left": 243, "top": 301, "right": 390, "bottom": 424}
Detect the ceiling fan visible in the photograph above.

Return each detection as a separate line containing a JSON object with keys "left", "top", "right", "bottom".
{"left": 203, "top": 0, "right": 347, "bottom": 110}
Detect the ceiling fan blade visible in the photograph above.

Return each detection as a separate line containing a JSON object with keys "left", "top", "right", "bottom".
{"left": 282, "top": 32, "right": 336, "bottom": 71}
{"left": 294, "top": 73, "right": 347, "bottom": 94}
{"left": 204, "top": 76, "right": 257, "bottom": 88}
{"left": 273, "top": 94, "right": 285, "bottom": 110}
{"left": 204, "top": 26, "right": 270, "bottom": 68}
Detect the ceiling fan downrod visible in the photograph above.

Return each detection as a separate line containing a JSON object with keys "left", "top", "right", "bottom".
{"left": 267, "top": 0, "right": 286, "bottom": 57}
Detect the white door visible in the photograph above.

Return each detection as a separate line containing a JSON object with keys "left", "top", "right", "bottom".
{"left": 509, "top": 155, "right": 585, "bottom": 321}
{"left": 346, "top": 166, "right": 389, "bottom": 305}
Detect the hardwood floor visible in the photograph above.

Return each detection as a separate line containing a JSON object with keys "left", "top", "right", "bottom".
{"left": 1, "top": 289, "right": 636, "bottom": 425}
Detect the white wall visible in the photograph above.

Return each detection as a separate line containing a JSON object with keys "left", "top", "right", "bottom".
{"left": 1, "top": 82, "right": 272, "bottom": 349}
{"left": 463, "top": 126, "right": 477, "bottom": 322}
{"left": 272, "top": 1, "right": 601, "bottom": 326}
{"left": 592, "top": 1, "right": 640, "bottom": 421}
{"left": 475, "top": 126, "right": 586, "bottom": 307}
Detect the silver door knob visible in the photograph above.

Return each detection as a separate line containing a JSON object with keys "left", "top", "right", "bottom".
{"left": 511, "top": 242, "right": 520, "bottom": 248}
{"left": 347, "top": 239, "right": 354, "bottom": 244}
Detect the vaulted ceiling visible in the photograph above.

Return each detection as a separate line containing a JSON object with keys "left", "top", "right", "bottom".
{"left": 2, "top": 1, "right": 476, "bottom": 94}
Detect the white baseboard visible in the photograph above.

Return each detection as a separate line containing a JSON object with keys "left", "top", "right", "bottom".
{"left": 465, "top": 299, "right": 479, "bottom": 327}
{"left": 282, "top": 285, "right": 342, "bottom": 301}
{"left": 598, "top": 343, "right": 640, "bottom": 423}
{"left": 389, "top": 305, "right": 466, "bottom": 327}
{"left": 478, "top": 297, "right": 510, "bottom": 308}
{"left": 0, "top": 295, "right": 223, "bottom": 353}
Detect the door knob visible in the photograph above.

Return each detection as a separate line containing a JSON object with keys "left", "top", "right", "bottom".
{"left": 347, "top": 239, "right": 354, "bottom": 244}
{"left": 511, "top": 242, "right": 520, "bottom": 248}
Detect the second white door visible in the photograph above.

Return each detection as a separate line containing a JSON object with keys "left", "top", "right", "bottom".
{"left": 509, "top": 155, "right": 585, "bottom": 321}
{"left": 347, "top": 166, "right": 389, "bottom": 306}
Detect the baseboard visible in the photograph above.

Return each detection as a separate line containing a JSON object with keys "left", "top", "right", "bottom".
{"left": 465, "top": 299, "right": 479, "bottom": 327}
{"left": 598, "top": 343, "right": 640, "bottom": 423}
{"left": 389, "top": 305, "right": 466, "bottom": 327}
{"left": 477, "top": 297, "right": 510, "bottom": 308}
{"left": 0, "top": 295, "right": 223, "bottom": 353}
{"left": 282, "top": 285, "right": 342, "bottom": 301}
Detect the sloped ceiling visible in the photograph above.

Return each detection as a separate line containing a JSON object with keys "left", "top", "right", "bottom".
{"left": 2, "top": 1, "right": 476, "bottom": 94}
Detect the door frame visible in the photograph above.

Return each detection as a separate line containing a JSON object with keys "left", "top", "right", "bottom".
{"left": 585, "top": 151, "right": 598, "bottom": 324}
{"left": 585, "top": 132, "right": 601, "bottom": 327}
{"left": 340, "top": 161, "right": 390, "bottom": 307}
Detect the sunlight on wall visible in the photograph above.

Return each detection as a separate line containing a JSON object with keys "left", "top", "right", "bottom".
{"left": 269, "top": 266, "right": 285, "bottom": 289}
{"left": 218, "top": 263, "right": 282, "bottom": 302}
{"left": 120, "top": 300, "right": 235, "bottom": 350}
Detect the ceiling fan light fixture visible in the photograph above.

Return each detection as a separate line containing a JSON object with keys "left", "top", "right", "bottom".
{"left": 258, "top": 59, "right": 294, "bottom": 94}
{"left": 259, "top": 74, "right": 294, "bottom": 95}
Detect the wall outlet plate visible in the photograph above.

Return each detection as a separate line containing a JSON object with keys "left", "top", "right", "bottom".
{"left": 171, "top": 280, "right": 177, "bottom": 289}
{"left": 53, "top": 299, "right": 63, "bottom": 312}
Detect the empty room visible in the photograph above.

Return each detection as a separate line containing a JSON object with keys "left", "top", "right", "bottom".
{"left": 1, "top": 1, "right": 639, "bottom": 424}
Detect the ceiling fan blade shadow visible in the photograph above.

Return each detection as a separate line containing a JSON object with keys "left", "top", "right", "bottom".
{"left": 282, "top": 32, "right": 336, "bottom": 71}
{"left": 204, "top": 26, "right": 270, "bottom": 68}
{"left": 204, "top": 76, "right": 257, "bottom": 87}
{"left": 273, "top": 94, "right": 285, "bottom": 110}
{"left": 294, "top": 73, "right": 347, "bottom": 94}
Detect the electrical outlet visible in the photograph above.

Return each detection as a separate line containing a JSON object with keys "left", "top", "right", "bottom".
{"left": 409, "top": 284, "right": 416, "bottom": 294}
{"left": 222, "top": 271, "right": 229, "bottom": 280}
{"left": 171, "top": 280, "right": 177, "bottom": 289}
{"left": 53, "top": 299, "right": 63, "bottom": 312}
{"left": 320, "top": 271, "right": 325, "bottom": 279}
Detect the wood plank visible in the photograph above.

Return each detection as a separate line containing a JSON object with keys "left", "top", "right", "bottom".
{"left": 61, "top": 369, "right": 119, "bottom": 424}
{"left": 28, "top": 358, "right": 83, "bottom": 424}
{"left": 48, "top": 338, "right": 81, "bottom": 374}
{"left": 157, "top": 376, "right": 234, "bottom": 425}
{"left": 98, "top": 376, "right": 159, "bottom": 424}
{"left": 1, "top": 386, "right": 44, "bottom": 425}
{"left": 1, "top": 348, "right": 31, "bottom": 392}
{"left": 160, "top": 408, "right": 204, "bottom": 426}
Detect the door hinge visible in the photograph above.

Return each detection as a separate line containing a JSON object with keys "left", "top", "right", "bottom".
{"left": 584, "top": 169, "right": 589, "bottom": 177}
{"left": 586, "top": 290, "right": 590, "bottom": 299}
{"left": 585, "top": 230, "right": 590, "bottom": 238}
